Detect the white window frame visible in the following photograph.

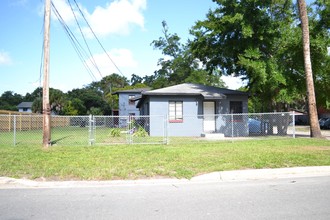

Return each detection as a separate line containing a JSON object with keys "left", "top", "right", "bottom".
{"left": 169, "top": 101, "right": 183, "bottom": 123}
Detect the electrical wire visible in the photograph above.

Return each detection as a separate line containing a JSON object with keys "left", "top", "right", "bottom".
{"left": 51, "top": 1, "right": 98, "bottom": 81}
{"left": 71, "top": 0, "right": 126, "bottom": 77}
{"left": 67, "top": 0, "right": 103, "bottom": 79}
{"left": 39, "top": 8, "right": 45, "bottom": 90}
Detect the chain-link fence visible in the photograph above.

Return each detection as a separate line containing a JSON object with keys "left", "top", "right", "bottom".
{"left": 0, "top": 114, "right": 168, "bottom": 146}
{"left": 0, "top": 112, "right": 321, "bottom": 146}
{"left": 164, "top": 112, "right": 299, "bottom": 144}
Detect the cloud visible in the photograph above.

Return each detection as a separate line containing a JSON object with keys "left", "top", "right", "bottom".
{"left": 51, "top": 0, "right": 80, "bottom": 25}
{"left": 85, "top": 48, "right": 138, "bottom": 78}
{"left": 0, "top": 51, "right": 13, "bottom": 65}
{"left": 84, "top": 0, "right": 146, "bottom": 37}
{"left": 50, "top": 0, "right": 146, "bottom": 37}
{"left": 83, "top": 0, "right": 146, "bottom": 37}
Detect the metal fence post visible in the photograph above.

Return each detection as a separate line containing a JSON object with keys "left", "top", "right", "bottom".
{"left": 127, "top": 116, "right": 131, "bottom": 144}
{"left": 88, "top": 114, "right": 95, "bottom": 146}
{"left": 292, "top": 111, "right": 295, "bottom": 138}
{"left": 13, "top": 115, "right": 16, "bottom": 146}
{"left": 231, "top": 113, "right": 234, "bottom": 139}
{"left": 164, "top": 115, "right": 168, "bottom": 145}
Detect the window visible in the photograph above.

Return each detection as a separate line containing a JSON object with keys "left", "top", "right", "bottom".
{"left": 169, "top": 101, "right": 183, "bottom": 122}
{"left": 230, "top": 101, "right": 243, "bottom": 121}
{"left": 128, "top": 95, "right": 135, "bottom": 106}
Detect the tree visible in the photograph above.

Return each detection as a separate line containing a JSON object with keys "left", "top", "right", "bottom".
{"left": 189, "top": 0, "right": 329, "bottom": 114}
{"left": 24, "top": 87, "right": 42, "bottom": 102}
{"left": 0, "top": 91, "right": 23, "bottom": 111}
{"left": 151, "top": 21, "right": 226, "bottom": 88}
{"left": 32, "top": 97, "right": 42, "bottom": 113}
{"left": 86, "top": 74, "right": 129, "bottom": 113}
{"left": 87, "top": 107, "right": 103, "bottom": 115}
{"left": 49, "top": 88, "right": 66, "bottom": 115}
{"left": 67, "top": 87, "right": 108, "bottom": 115}
{"left": 297, "top": 0, "right": 322, "bottom": 137}
{"left": 61, "top": 100, "right": 78, "bottom": 115}
{"left": 62, "top": 98, "right": 86, "bottom": 115}
{"left": 130, "top": 74, "right": 143, "bottom": 86}
{"left": 190, "top": 0, "right": 299, "bottom": 111}
{"left": 93, "top": 73, "right": 129, "bottom": 93}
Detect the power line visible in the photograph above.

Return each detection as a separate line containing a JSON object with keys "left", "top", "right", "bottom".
{"left": 51, "top": 1, "right": 98, "bottom": 81}
{"left": 71, "top": 0, "right": 126, "bottom": 77}
{"left": 67, "top": 0, "right": 103, "bottom": 79}
{"left": 51, "top": 1, "right": 97, "bottom": 81}
{"left": 39, "top": 9, "right": 46, "bottom": 89}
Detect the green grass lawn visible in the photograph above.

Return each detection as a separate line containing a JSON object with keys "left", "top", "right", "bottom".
{"left": 0, "top": 138, "right": 329, "bottom": 181}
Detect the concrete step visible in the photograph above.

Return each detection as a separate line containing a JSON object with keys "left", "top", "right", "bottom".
{"left": 201, "top": 133, "right": 225, "bottom": 139}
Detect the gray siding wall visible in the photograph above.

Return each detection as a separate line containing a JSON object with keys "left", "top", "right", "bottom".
{"left": 118, "top": 93, "right": 140, "bottom": 116}
{"left": 148, "top": 96, "right": 204, "bottom": 136}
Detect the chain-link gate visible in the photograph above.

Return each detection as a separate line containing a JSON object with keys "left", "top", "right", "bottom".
{"left": 93, "top": 115, "right": 167, "bottom": 145}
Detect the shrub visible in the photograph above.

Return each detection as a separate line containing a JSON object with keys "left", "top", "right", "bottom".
{"left": 109, "top": 128, "right": 121, "bottom": 137}
{"left": 133, "top": 126, "right": 148, "bottom": 137}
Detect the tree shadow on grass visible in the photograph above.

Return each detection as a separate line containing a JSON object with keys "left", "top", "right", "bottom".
{"left": 50, "top": 136, "right": 72, "bottom": 145}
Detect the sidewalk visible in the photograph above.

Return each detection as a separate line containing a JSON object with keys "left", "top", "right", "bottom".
{"left": 1, "top": 166, "right": 330, "bottom": 189}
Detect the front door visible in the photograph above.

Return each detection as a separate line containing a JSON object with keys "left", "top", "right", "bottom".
{"left": 203, "top": 101, "right": 215, "bottom": 133}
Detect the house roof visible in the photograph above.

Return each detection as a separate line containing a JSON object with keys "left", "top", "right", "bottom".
{"left": 143, "top": 83, "right": 247, "bottom": 98}
{"left": 137, "top": 83, "right": 248, "bottom": 107}
{"left": 17, "top": 102, "right": 33, "bottom": 108}
{"left": 112, "top": 88, "right": 150, "bottom": 95}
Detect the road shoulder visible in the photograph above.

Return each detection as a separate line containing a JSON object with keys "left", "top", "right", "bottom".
{"left": 1, "top": 166, "right": 330, "bottom": 188}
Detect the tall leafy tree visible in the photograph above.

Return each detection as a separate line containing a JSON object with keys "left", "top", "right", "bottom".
{"left": 190, "top": 0, "right": 298, "bottom": 111}
{"left": 151, "top": 21, "right": 226, "bottom": 88}
{"left": 130, "top": 74, "right": 143, "bottom": 86}
{"left": 189, "top": 0, "right": 329, "bottom": 114}
{"left": 62, "top": 98, "right": 86, "bottom": 115}
{"left": 49, "top": 88, "right": 66, "bottom": 115}
{"left": 32, "top": 97, "right": 42, "bottom": 114}
{"left": 67, "top": 87, "right": 109, "bottom": 115}
{"left": 24, "top": 87, "right": 42, "bottom": 102}
{"left": 89, "top": 74, "right": 130, "bottom": 112}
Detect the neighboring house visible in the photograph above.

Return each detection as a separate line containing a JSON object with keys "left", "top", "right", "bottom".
{"left": 17, "top": 102, "right": 33, "bottom": 113}
{"left": 113, "top": 88, "right": 150, "bottom": 117}
{"left": 137, "top": 83, "right": 249, "bottom": 137}
{"left": 113, "top": 88, "right": 150, "bottom": 128}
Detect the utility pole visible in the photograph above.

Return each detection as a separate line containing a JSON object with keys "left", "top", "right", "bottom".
{"left": 43, "top": 0, "right": 51, "bottom": 148}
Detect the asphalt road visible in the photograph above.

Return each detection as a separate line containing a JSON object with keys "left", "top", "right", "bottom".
{"left": 1, "top": 176, "right": 329, "bottom": 220}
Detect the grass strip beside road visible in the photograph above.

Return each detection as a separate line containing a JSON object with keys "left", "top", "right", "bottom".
{"left": 0, "top": 139, "right": 329, "bottom": 181}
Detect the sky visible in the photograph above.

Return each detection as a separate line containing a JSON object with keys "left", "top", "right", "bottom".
{"left": 1, "top": 0, "right": 245, "bottom": 96}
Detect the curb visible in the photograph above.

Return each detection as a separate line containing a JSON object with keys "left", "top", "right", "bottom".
{"left": 191, "top": 166, "right": 330, "bottom": 182}
{"left": 1, "top": 166, "right": 330, "bottom": 188}
{"left": 0, "top": 177, "right": 189, "bottom": 189}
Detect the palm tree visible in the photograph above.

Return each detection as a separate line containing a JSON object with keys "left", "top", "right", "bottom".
{"left": 297, "top": 0, "right": 322, "bottom": 138}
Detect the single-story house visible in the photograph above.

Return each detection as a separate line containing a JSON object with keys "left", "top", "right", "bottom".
{"left": 136, "top": 83, "right": 249, "bottom": 137}
{"left": 17, "top": 102, "right": 33, "bottom": 113}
